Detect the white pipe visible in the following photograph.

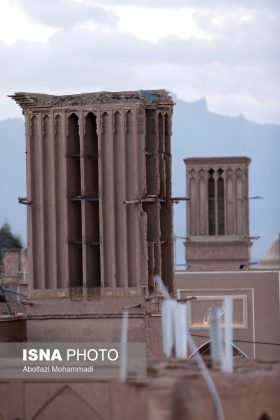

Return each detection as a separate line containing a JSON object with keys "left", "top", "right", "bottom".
{"left": 154, "top": 275, "right": 224, "bottom": 420}
{"left": 224, "top": 296, "right": 233, "bottom": 373}
{"left": 188, "top": 333, "right": 225, "bottom": 420}
{"left": 174, "top": 303, "right": 187, "bottom": 358}
{"left": 210, "top": 307, "right": 224, "bottom": 365}
{"left": 162, "top": 299, "right": 176, "bottom": 357}
{"left": 155, "top": 274, "right": 170, "bottom": 299}
{"left": 120, "top": 308, "right": 128, "bottom": 382}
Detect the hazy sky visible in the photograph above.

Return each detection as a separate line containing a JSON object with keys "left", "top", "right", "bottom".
{"left": 0, "top": 0, "right": 279, "bottom": 124}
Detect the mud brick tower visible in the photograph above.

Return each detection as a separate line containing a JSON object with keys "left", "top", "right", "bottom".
{"left": 11, "top": 90, "right": 174, "bottom": 347}
{"left": 184, "top": 157, "right": 251, "bottom": 270}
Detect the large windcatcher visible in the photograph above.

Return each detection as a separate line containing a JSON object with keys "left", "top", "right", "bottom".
{"left": 11, "top": 90, "right": 174, "bottom": 299}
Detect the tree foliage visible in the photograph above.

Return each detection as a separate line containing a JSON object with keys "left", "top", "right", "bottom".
{"left": 0, "top": 223, "right": 22, "bottom": 263}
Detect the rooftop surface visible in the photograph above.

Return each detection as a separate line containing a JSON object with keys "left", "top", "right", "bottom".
{"left": 184, "top": 156, "right": 251, "bottom": 164}
{"left": 9, "top": 89, "right": 174, "bottom": 110}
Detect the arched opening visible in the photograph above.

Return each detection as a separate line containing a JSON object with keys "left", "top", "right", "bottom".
{"left": 236, "top": 175, "right": 243, "bottom": 234}
{"left": 164, "top": 113, "right": 171, "bottom": 197}
{"left": 67, "top": 113, "right": 81, "bottom": 195}
{"left": 30, "top": 115, "right": 41, "bottom": 288}
{"left": 198, "top": 172, "right": 206, "bottom": 235}
{"left": 189, "top": 340, "right": 248, "bottom": 360}
{"left": 226, "top": 175, "right": 234, "bottom": 234}
{"left": 217, "top": 168, "right": 225, "bottom": 235}
{"left": 125, "top": 111, "right": 138, "bottom": 288}
{"left": 67, "top": 113, "right": 83, "bottom": 288}
{"left": 54, "top": 115, "right": 66, "bottom": 288}
{"left": 158, "top": 112, "right": 166, "bottom": 198}
{"left": 144, "top": 109, "right": 160, "bottom": 291}
{"left": 42, "top": 115, "right": 53, "bottom": 288}
{"left": 208, "top": 169, "right": 215, "bottom": 235}
{"left": 84, "top": 112, "right": 100, "bottom": 288}
{"left": 190, "top": 177, "right": 196, "bottom": 235}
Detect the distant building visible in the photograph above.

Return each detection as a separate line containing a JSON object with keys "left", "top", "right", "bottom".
{"left": 260, "top": 237, "right": 280, "bottom": 269}
{"left": 184, "top": 157, "right": 252, "bottom": 270}
{"left": 0, "top": 249, "right": 27, "bottom": 341}
{"left": 180, "top": 156, "right": 280, "bottom": 362}
{"left": 1, "top": 248, "right": 27, "bottom": 301}
{"left": 2, "top": 248, "right": 27, "bottom": 280}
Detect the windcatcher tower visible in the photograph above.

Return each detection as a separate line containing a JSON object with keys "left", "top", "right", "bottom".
{"left": 10, "top": 90, "right": 174, "bottom": 347}
{"left": 184, "top": 157, "right": 251, "bottom": 270}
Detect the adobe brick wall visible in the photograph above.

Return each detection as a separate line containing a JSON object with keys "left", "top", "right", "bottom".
{"left": 3, "top": 249, "right": 27, "bottom": 276}
{"left": 172, "top": 361, "right": 280, "bottom": 420}
{"left": 0, "top": 360, "right": 279, "bottom": 419}
{"left": 0, "top": 316, "right": 27, "bottom": 342}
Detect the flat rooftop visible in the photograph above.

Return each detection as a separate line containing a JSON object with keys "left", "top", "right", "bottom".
{"left": 9, "top": 90, "right": 174, "bottom": 110}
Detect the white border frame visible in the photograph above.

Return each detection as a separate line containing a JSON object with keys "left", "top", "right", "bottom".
{"left": 186, "top": 294, "right": 247, "bottom": 329}
{"left": 177, "top": 288, "right": 251, "bottom": 330}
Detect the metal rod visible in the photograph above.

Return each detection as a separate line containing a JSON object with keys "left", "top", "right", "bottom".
{"left": 171, "top": 197, "right": 190, "bottom": 202}
{"left": 177, "top": 297, "right": 197, "bottom": 302}
{"left": 123, "top": 197, "right": 158, "bottom": 204}
{"left": 18, "top": 197, "right": 32, "bottom": 205}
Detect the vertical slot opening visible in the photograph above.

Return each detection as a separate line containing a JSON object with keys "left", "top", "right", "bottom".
{"left": 67, "top": 114, "right": 81, "bottom": 196}
{"left": 84, "top": 112, "right": 100, "bottom": 287}
{"left": 114, "top": 111, "right": 126, "bottom": 287}
{"left": 190, "top": 176, "right": 197, "bottom": 235}
{"left": 164, "top": 113, "right": 171, "bottom": 197}
{"left": 158, "top": 113, "right": 166, "bottom": 198}
{"left": 125, "top": 111, "right": 137, "bottom": 287}
{"left": 67, "top": 113, "right": 83, "bottom": 287}
{"left": 42, "top": 115, "right": 52, "bottom": 288}
{"left": 226, "top": 172, "right": 234, "bottom": 235}
{"left": 145, "top": 110, "right": 158, "bottom": 194}
{"left": 217, "top": 168, "right": 225, "bottom": 235}
{"left": 30, "top": 116, "right": 40, "bottom": 288}
{"left": 54, "top": 115, "right": 65, "bottom": 288}
{"left": 208, "top": 169, "right": 216, "bottom": 235}
{"left": 160, "top": 203, "right": 171, "bottom": 289}
{"left": 144, "top": 110, "right": 161, "bottom": 291}
{"left": 236, "top": 175, "right": 243, "bottom": 234}
{"left": 198, "top": 172, "right": 206, "bottom": 235}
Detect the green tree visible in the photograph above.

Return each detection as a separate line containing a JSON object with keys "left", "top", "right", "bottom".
{"left": 0, "top": 223, "right": 22, "bottom": 263}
